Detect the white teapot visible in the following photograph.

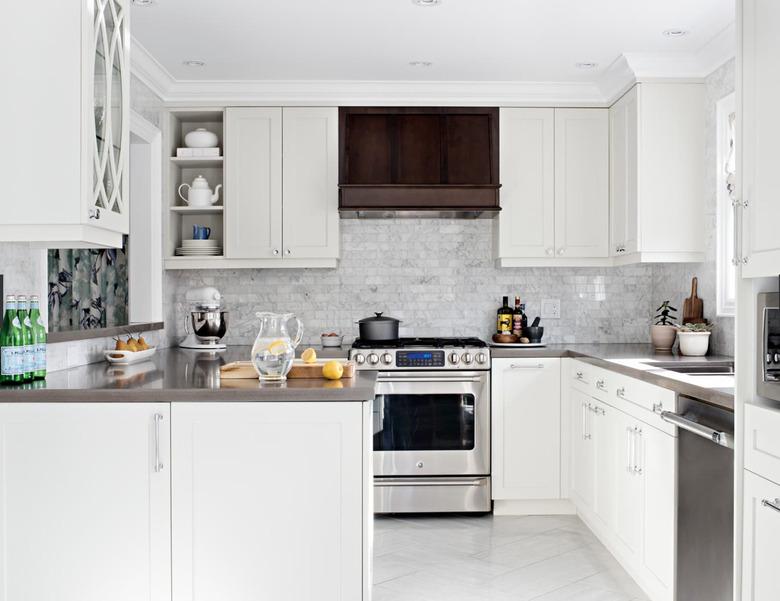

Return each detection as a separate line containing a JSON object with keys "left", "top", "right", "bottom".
{"left": 178, "top": 175, "right": 222, "bottom": 207}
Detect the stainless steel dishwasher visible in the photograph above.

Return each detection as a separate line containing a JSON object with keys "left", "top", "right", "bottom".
{"left": 660, "top": 395, "right": 734, "bottom": 601}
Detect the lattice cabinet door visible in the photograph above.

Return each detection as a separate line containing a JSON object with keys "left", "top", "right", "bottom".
{"left": 86, "top": 0, "right": 130, "bottom": 234}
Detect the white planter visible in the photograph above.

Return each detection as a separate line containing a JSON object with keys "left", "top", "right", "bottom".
{"left": 678, "top": 331, "right": 711, "bottom": 357}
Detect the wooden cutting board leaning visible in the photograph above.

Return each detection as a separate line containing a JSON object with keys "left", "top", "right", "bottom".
{"left": 220, "top": 360, "right": 356, "bottom": 379}
{"left": 682, "top": 276, "right": 705, "bottom": 324}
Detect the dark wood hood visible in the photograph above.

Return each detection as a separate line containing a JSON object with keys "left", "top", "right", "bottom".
{"left": 338, "top": 107, "right": 500, "bottom": 217}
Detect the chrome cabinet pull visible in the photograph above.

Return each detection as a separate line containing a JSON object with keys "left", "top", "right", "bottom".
{"left": 88, "top": 208, "right": 101, "bottom": 220}
{"left": 153, "top": 413, "right": 164, "bottom": 473}
{"left": 510, "top": 363, "right": 544, "bottom": 369}
{"left": 616, "top": 386, "right": 626, "bottom": 398}
{"left": 575, "top": 370, "right": 584, "bottom": 380}
{"left": 626, "top": 427, "right": 634, "bottom": 473}
{"left": 596, "top": 379, "right": 607, "bottom": 390}
{"left": 285, "top": 249, "right": 292, "bottom": 255}
{"left": 273, "top": 249, "right": 280, "bottom": 256}
{"left": 585, "top": 403, "right": 593, "bottom": 440}
{"left": 762, "top": 498, "right": 780, "bottom": 513}
{"left": 633, "top": 427, "right": 643, "bottom": 475}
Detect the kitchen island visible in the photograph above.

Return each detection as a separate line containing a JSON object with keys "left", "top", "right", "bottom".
{"left": 0, "top": 346, "right": 373, "bottom": 601}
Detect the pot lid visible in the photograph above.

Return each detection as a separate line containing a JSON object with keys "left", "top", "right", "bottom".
{"left": 358, "top": 312, "right": 400, "bottom": 324}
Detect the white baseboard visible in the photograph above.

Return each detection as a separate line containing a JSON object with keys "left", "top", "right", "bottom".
{"left": 493, "top": 499, "right": 576, "bottom": 516}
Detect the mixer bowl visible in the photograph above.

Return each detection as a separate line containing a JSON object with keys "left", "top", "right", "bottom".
{"left": 190, "top": 310, "right": 228, "bottom": 342}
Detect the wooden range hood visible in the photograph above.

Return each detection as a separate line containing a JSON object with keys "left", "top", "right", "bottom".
{"left": 338, "top": 107, "right": 500, "bottom": 218}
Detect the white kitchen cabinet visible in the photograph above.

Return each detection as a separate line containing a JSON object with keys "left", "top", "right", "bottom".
{"left": 282, "top": 107, "right": 340, "bottom": 259}
{"left": 491, "top": 358, "right": 561, "bottom": 500}
{"left": 612, "top": 410, "right": 644, "bottom": 565}
{"left": 217, "top": 107, "right": 339, "bottom": 268}
{"left": 739, "top": 0, "right": 780, "bottom": 277}
{"left": 497, "top": 109, "right": 555, "bottom": 259}
{"left": 592, "top": 399, "right": 619, "bottom": 532}
{"left": 609, "top": 83, "right": 705, "bottom": 264}
{"left": 225, "top": 107, "right": 283, "bottom": 259}
{"left": 497, "top": 108, "right": 609, "bottom": 265}
{"left": 571, "top": 387, "right": 597, "bottom": 509}
{"left": 0, "top": 403, "right": 171, "bottom": 601}
{"left": 1, "top": 0, "right": 129, "bottom": 248}
{"left": 554, "top": 109, "right": 610, "bottom": 259}
{"left": 742, "top": 470, "right": 780, "bottom": 600}
{"left": 171, "top": 402, "right": 367, "bottom": 601}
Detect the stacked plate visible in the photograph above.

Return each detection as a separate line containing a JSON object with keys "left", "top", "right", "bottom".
{"left": 176, "top": 239, "right": 222, "bottom": 256}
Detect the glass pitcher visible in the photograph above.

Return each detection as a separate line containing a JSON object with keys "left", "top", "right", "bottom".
{"left": 251, "top": 312, "right": 304, "bottom": 381}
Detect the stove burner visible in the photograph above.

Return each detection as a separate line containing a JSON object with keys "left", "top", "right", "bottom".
{"left": 352, "top": 337, "right": 487, "bottom": 349}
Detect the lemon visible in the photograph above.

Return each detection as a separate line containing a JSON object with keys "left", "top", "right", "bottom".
{"left": 266, "top": 339, "right": 288, "bottom": 356}
{"left": 301, "top": 347, "right": 318, "bottom": 364}
{"left": 322, "top": 360, "right": 344, "bottom": 380}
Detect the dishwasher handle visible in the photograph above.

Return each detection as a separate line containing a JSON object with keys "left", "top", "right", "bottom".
{"left": 660, "top": 410, "right": 734, "bottom": 449}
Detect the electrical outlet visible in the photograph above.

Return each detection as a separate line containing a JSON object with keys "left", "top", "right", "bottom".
{"left": 541, "top": 299, "right": 561, "bottom": 319}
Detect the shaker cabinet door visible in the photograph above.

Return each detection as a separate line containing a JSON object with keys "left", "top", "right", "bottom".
{"left": 282, "top": 107, "right": 339, "bottom": 260}
{"left": 742, "top": 470, "right": 780, "bottom": 600}
{"left": 554, "top": 109, "right": 610, "bottom": 258}
{"left": 741, "top": 0, "right": 780, "bottom": 277}
{"left": 498, "top": 108, "right": 555, "bottom": 258}
{"left": 609, "top": 87, "right": 639, "bottom": 257}
{"left": 0, "top": 403, "right": 171, "bottom": 601}
{"left": 225, "top": 107, "right": 283, "bottom": 259}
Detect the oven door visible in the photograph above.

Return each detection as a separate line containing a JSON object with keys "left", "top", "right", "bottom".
{"left": 372, "top": 371, "right": 490, "bottom": 477}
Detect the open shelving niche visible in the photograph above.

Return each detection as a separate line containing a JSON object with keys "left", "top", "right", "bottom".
{"left": 165, "top": 109, "right": 225, "bottom": 266}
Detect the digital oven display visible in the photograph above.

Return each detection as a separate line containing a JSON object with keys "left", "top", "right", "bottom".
{"left": 396, "top": 350, "right": 445, "bottom": 367}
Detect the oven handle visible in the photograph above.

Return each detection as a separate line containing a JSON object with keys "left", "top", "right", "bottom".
{"left": 374, "top": 477, "right": 486, "bottom": 487}
{"left": 376, "top": 376, "right": 485, "bottom": 383}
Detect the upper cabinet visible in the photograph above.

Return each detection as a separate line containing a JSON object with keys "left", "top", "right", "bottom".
{"left": 165, "top": 107, "right": 339, "bottom": 269}
{"left": 610, "top": 83, "right": 705, "bottom": 264}
{"left": 739, "top": 0, "right": 780, "bottom": 277}
{"left": 497, "top": 108, "right": 609, "bottom": 266}
{"left": 1, "top": 0, "right": 129, "bottom": 248}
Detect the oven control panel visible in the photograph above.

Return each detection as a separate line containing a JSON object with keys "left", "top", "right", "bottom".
{"left": 350, "top": 348, "right": 490, "bottom": 370}
{"left": 396, "top": 350, "right": 445, "bottom": 368}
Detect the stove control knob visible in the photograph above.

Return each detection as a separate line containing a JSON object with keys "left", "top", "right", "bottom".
{"left": 774, "top": 353, "right": 780, "bottom": 364}
{"left": 354, "top": 354, "right": 365, "bottom": 365}
{"left": 381, "top": 352, "right": 393, "bottom": 365}
{"left": 367, "top": 353, "right": 380, "bottom": 366}
{"left": 448, "top": 352, "right": 460, "bottom": 365}
{"left": 461, "top": 352, "right": 473, "bottom": 365}
{"left": 475, "top": 352, "right": 488, "bottom": 365}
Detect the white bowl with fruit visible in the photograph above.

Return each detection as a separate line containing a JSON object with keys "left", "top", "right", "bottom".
{"left": 320, "top": 332, "right": 344, "bottom": 347}
{"left": 104, "top": 335, "right": 156, "bottom": 365}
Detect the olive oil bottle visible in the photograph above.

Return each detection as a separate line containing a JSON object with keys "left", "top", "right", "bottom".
{"left": 496, "top": 296, "right": 513, "bottom": 334}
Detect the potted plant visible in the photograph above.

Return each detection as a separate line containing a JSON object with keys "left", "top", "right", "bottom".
{"left": 677, "top": 322, "right": 714, "bottom": 357}
{"left": 651, "top": 301, "right": 678, "bottom": 352}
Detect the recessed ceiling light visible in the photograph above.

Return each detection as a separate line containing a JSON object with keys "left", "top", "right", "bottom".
{"left": 409, "top": 61, "right": 433, "bottom": 67}
{"left": 575, "top": 62, "right": 598, "bottom": 70}
{"left": 412, "top": 0, "right": 442, "bottom": 6}
{"left": 663, "top": 29, "right": 690, "bottom": 37}
{"left": 183, "top": 60, "right": 206, "bottom": 67}
{"left": 131, "top": 0, "right": 155, "bottom": 5}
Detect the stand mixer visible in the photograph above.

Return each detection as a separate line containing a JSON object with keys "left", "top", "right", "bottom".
{"left": 179, "top": 287, "right": 229, "bottom": 351}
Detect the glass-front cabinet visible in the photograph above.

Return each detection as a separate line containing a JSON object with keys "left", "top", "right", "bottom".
{"left": 89, "top": 0, "right": 130, "bottom": 234}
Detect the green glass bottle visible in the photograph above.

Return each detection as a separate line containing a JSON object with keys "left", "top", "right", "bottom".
{"left": 29, "top": 295, "right": 47, "bottom": 380}
{"left": 17, "top": 295, "right": 34, "bottom": 383}
{"left": 0, "top": 295, "right": 24, "bottom": 385}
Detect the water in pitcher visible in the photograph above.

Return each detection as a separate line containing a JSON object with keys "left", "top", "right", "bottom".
{"left": 250, "top": 312, "right": 304, "bottom": 381}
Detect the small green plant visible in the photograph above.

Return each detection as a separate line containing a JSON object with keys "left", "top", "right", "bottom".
{"left": 654, "top": 301, "right": 678, "bottom": 326}
{"left": 678, "top": 322, "right": 714, "bottom": 333}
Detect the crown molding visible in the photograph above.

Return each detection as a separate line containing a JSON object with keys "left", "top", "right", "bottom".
{"left": 131, "top": 25, "right": 735, "bottom": 107}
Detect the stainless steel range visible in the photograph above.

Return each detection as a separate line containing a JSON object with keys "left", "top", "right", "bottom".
{"left": 350, "top": 337, "right": 491, "bottom": 513}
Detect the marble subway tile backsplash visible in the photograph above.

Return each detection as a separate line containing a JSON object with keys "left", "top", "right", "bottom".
{"left": 165, "top": 219, "right": 655, "bottom": 346}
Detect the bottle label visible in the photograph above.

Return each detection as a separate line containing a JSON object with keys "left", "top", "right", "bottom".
{"left": 1, "top": 346, "right": 22, "bottom": 376}
{"left": 512, "top": 314, "right": 523, "bottom": 335}
{"left": 23, "top": 345, "right": 35, "bottom": 373}
{"left": 34, "top": 343, "right": 46, "bottom": 371}
{"left": 497, "top": 315, "right": 512, "bottom": 333}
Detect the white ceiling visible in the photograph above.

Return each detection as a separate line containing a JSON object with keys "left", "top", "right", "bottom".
{"left": 132, "top": 0, "right": 734, "bottom": 83}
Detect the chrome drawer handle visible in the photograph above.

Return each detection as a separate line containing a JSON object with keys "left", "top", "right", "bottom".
{"left": 762, "top": 498, "right": 780, "bottom": 513}
{"left": 596, "top": 379, "right": 607, "bottom": 390}
{"left": 575, "top": 371, "right": 584, "bottom": 380}
{"left": 511, "top": 363, "right": 544, "bottom": 369}
{"left": 616, "top": 387, "right": 626, "bottom": 397}
{"left": 153, "top": 413, "right": 164, "bottom": 473}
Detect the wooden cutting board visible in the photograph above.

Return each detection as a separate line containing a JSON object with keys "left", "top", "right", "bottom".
{"left": 682, "top": 276, "right": 705, "bottom": 324}
{"left": 220, "top": 360, "right": 355, "bottom": 380}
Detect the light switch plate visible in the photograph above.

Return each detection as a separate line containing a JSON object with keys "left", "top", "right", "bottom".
{"left": 541, "top": 298, "right": 561, "bottom": 319}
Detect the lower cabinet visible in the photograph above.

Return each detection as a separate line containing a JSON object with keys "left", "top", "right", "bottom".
{"left": 742, "top": 470, "right": 780, "bottom": 600}
{"left": 0, "top": 403, "right": 171, "bottom": 601}
{"left": 568, "top": 380, "right": 675, "bottom": 601}
{"left": 171, "top": 402, "right": 367, "bottom": 601}
{"left": 491, "top": 358, "right": 561, "bottom": 500}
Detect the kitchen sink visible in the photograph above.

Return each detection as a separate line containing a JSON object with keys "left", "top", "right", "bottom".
{"left": 644, "top": 361, "right": 735, "bottom": 376}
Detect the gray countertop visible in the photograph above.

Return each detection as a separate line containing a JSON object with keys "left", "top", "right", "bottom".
{"left": 491, "top": 343, "right": 735, "bottom": 410}
{"left": 0, "top": 346, "right": 375, "bottom": 403}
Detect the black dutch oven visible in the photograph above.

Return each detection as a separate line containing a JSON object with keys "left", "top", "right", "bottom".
{"left": 356, "top": 313, "right": 401, "bottom": 341}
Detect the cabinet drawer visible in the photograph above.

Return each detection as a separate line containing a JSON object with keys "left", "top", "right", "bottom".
{"left": 570, "top": 360, "right": 613, "bottom": 399}
{"left": 609, "top": 371, "right": 676, "bottom": 415}
{"left": 745, "top": 404, "right": 780, "bottom": 485}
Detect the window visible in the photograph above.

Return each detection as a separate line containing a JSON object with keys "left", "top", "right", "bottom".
{"left": 716, "top": 92, "right": 736, "bottom": 316}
